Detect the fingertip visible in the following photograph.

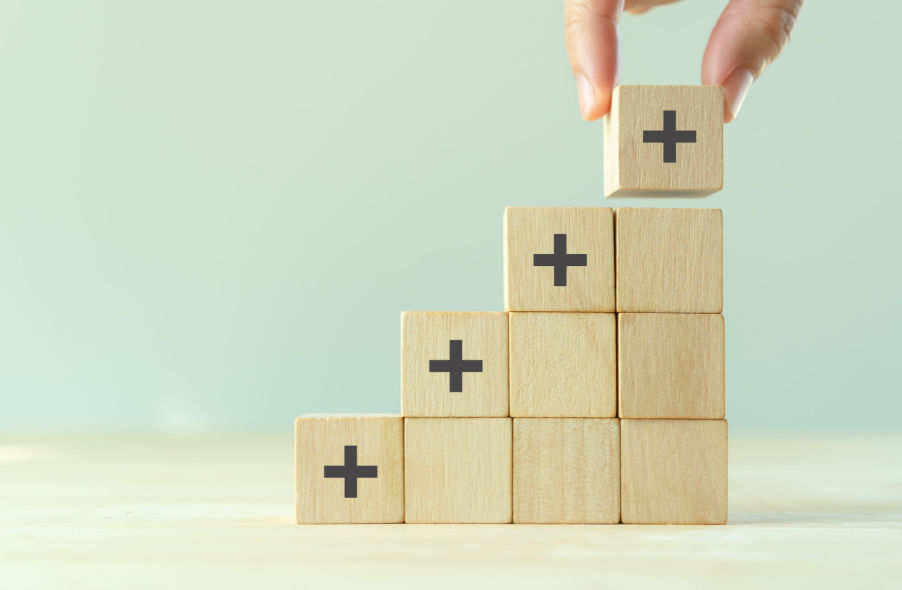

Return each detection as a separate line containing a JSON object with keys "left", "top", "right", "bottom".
{"left": 722, "top": 67, "right": 754, "bottom": 122}
{"left": 702, "top": 0, "right": 802, "bottom": 122}
{"left": 577, "top": 74, "right": 596, "bottom": 119}
{"left": 577, "top": 74, "right": 612, "bottom": 120}
{"left": 564, "top": 0, "right": 622, "bottom": 121}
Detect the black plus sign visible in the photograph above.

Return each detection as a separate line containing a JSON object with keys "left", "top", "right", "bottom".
{"left": 533, "top": 233, "right": 587, "bottom": 287}
{"left": 429, "top": 339, "right": 483, "bottom": 393}
{"left": 323, "top": 445, "right": 378, "bottom": 499}
{"left": 643, "top": 110, "right": 697, "bottom": 163}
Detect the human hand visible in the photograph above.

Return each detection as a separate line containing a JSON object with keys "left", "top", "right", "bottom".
{"left": 565, "top": 0, "right": 803, "bottom": 122}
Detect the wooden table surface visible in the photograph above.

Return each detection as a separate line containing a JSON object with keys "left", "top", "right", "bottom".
{"left": 2, "top": 435, "right": 900, "bottom": 589}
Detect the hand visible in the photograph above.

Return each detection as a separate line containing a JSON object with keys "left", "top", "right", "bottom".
{"left": 565, "top": 0, "right": 803, "bottom": 122}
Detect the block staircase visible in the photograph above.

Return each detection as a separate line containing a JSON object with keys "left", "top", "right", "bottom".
{"left": 295, "top": 85, "right": 728, "bottom": 525}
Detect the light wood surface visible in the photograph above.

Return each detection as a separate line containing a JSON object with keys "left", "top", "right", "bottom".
{"left": 513, "top": 418, "right": 619, "bottom": 524}
{"left": 2, "top": 434, "right": 901, "bottom": 589}
{"left": 401, "top": 312, "right": 508, "bottom": 417}
{"left": 404, "top": 418, "right": 512, "bottom": 523}
{"left": 618, "top": 313, "right": 725, "bottom": 419}
{"left": 504, "top": 207, "right": 615, "bottom": 312}
{"left": 603, "top": 85, "right": 723, "bottom": 197}
{"left": 295, "top": 415, "right": 403, "bottom": 523}
{"left": 615, "top": 208, "right": 723, "bottom": 313}
{"left": 621, "top": 419, "right": 728, "bottom": 524}
{"left": 509, "top": 312, "right": 616, "bottom": 417}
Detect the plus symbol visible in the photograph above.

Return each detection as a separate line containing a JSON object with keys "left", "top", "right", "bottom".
{"left": 643, "top": 110, "right": 697, "bottom": 163}
{"left": 323, "top": 445, "right": 378, "bottom": 499}
{"left": 533, "top": 233, "right": 587, "bottom": 287}
{"left": 429, "top": 339, "right": 483, "bottom": 393}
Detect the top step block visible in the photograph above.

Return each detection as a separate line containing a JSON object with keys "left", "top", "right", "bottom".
{"left": 504, "top": 207, "right": 615, "bottom": 312}
{"left": 603, "top": 85, "right": 723, "bottom": 198}
{"left": 615, "top": 207, "right": 723, "bottom": 313}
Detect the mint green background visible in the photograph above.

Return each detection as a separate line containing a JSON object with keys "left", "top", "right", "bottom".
{"left": 2, "top": 2, "right": 899, "bottom": 433}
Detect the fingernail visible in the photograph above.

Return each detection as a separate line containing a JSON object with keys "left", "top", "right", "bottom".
{"left": 723, "top": 67, "right": 754, "bottom": 122}
{"left": 576, "top": 74, "right": 597, "bottom": 120}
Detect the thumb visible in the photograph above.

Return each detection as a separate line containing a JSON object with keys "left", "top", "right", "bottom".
{"left": 702, "top": 0, "right": 803, "bottom": 122}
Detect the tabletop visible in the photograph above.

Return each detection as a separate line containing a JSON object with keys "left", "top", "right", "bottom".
{"left": 2, "top": 434, "right": 900, "bottom": 589}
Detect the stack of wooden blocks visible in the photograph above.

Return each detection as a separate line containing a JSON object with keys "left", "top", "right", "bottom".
{"left": 296, "top": 85, "right": 727, "bottom": 525}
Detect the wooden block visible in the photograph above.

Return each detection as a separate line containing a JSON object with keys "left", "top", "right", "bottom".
{"left": 621, "top": 419, "right": 728, "bottom": 524}
{"left": 504, "top": 207, "right": 614, "bottom": 312}
{"left": 509, "top": 312, "right": 616, "bottom": 417}
{"left": 295, "top": 415, "right": 403, "bottom": 524}
{"left": 401, "top": 312, "right": 508, "bottom": 417}
{"left": 618, "top": 313, "right": 725, "bottom": 419}
{"left": 513, "top": 418, "right": 620, "bottom": 523}
{"left": 615, "top": 208, "right": 723, "bottom": 313}
{"left": 603, "top": 85, "right": 723, "bottom": 197}
{"left": 404, "top": 418, "right": 512, "bottom": 523}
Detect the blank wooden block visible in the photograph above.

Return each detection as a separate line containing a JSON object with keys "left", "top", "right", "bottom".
{"left": 513, "top": 418, "right": 620, "bottom": 524}
{"left": 504, "top": 207, "right": 614, "bottom": 312}
{"left": 404, "top": 418, "right": 512, "bottom": 523}
{"left": 295, "top": 415, "right": 403, "bottom": 524}
{"left": 618, "top": 313, "right": 725, "bottom": 419}
{"left": 401, "top": 312, "right": 508, "bottom": 417}
{"left": 509, "top": 312, "right": 616, "bottom": 417}
{"left": 621, "top": 419, "right": 728, "bottom": 524}
{"left": 603, "top": 85, "right": 723, "bottom": 197}
{"left": 615, "top": 208, "right": 723, "bottom": 313}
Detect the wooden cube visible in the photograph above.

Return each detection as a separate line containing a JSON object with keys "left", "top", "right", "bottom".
{"left": 504, "top": 207, "right": 614, "bottom": 312}
{"left": 509, "top": 312, "right": 616, "bottom": 417}
{"left": 615, "top": 208, "right": 723, "bottom": 313}
{"left": 603, "top": 85, "right": 723, "bottom": 197}
{"left": 618, "top": 313, "right": 725, "bottom": 419}
{"left": 295, "top": 415, "right": 404, "bottom": 524}
{"left": 401, "top": 311, "right": 508, "bottom": 417}
{"left": 404, "top": 418, "right": 512, "bottom": 523}
{"left": 621, "top": 419, "right": 728, "bottom": 524}
{"left": 513, "top": 418, "right": 620, "bottom": 523}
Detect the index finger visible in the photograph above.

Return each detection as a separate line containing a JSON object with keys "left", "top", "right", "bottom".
{"left": 564, "top": 0, "right": 624, "bottom": 120}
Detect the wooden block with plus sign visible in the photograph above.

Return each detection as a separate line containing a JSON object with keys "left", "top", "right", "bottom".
{"left": 404, "top": 418, "right": 512, "bottom": 523}
{"left": 295, "top": 415, "right": 404, "bottom": 524}
{"left": 509, "top": 312, "right": 616, "bottom": 417}
{"left": 615, "top": 207, "right": 723, "bottom": 313}
{"left": 401, "top": 311, "right": 508, "bottom": 417}
{"left": 621, "top": 419, "right": 728, "bottom": 524}
{"left": 504, "top": 207, "right": 614, "bottom": 312}
{"left": 513, "top": 418, "right": 620, "bottom": 523}
{"left": 603, "top": 85, "right": 723, "bottom": 197}
{"left": 618, "top": 313, "right": 725, "bottom": 419}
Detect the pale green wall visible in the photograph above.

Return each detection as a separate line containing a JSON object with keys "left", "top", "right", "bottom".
{"left": 2, "top": 2, "right": 899, "bottom": 433}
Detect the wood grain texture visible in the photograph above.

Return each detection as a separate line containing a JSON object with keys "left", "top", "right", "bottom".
{"left": 615, "top": 208, "right": 723, "bottom": 313}
{"left": 404, "top": 418, "right": 512, "bottom": 523}
{"left": 295, "top": 415, "right": 403, "bottom": 524}
{"left": 513, "top": 418, "right": 620, "bottom": 523}
{"left": 603, "top": 85, "right": 723, "bottom": 197}
{"left": 509, "top": 312, "right": 616, "bottom": 417}
{"left": 401, "top": 312, "right": 508, "bottom": 417}
{"left": 621, "top": 419, "right": 728, "bottom": 524}
{"left": 504, "top": 207, "right": 614, "bottom": 312}
{"left": 618, "top": 313, "right": 725, "bottom": 419}
{"left": 5, "top": 435, "right": 902, "bottom": 588}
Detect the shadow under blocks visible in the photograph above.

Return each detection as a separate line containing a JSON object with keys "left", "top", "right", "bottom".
{"left": 295, "top": 85, "right": 727, "bottom": 525}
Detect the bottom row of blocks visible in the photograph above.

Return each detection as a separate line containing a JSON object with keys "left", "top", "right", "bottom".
{"left": 296, "top": 416, "right": 727, "bottom": 524}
